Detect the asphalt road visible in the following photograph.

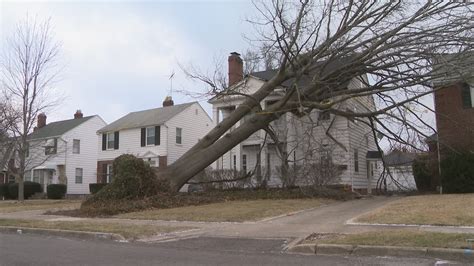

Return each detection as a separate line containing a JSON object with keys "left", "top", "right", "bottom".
{"left": 0, "top": 233, "right": 462, "bottom": 266}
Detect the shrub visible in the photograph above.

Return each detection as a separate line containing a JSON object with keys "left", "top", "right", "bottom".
{"left": 441, "top": 153, "right": 474, "bottom": 193}
{"left": 412, "top": 156, "right": 433, "bottom": 192}
{"left": 8, "top": 181, "right": 42, "bottom": 199}
{"left": 0, "top": 183, "right": 10, "bottom": 199}
{"left": 81, "top": 154, "right": 171, "bottom": 215}
{"left": 47, "top": 184, "right": 67, "bottom": 199}
{"left": 89, "top": 183, "right": 107, "bottom": 194}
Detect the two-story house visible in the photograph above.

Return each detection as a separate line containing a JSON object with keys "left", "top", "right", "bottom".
{"left": 430, "top": 53, "right": 474, "bottom": 157}
{"left": 25, "top": 111, "right": 107, "bottom": 195}
{"left": 209, "top": 52, "right": 380, "bottom": 193}
{"left": 96, "top": 97, "right": 212, "bottom": 183}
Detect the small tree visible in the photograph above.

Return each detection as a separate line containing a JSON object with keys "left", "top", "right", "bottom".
{"left": 0, "top": 16, "right": 61, "bottom": 201}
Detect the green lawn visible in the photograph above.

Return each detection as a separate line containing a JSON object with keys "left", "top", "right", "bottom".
{"left": 307, "top": 230, "right": 474, "bottom": 249}
{"left": 355, "top": 194, "right": 474, "bottom": 226}
{"left": 0, "top": 219, "right": 194, "bottom": 239}
{"left": 118, "top": 199, "right": 332, "bottom": 222}
{"left": 0, "top": 200, "right": 82, "bottom": 213}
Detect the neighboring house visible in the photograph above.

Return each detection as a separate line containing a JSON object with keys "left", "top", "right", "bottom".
{"left": 25, "top": 111, "right": 106, "bottom": 195}
{"left": 96, "top": 97, "right": 212, "bottom": 183}
{"left": 430, "top": 53, "right": 474, "bottom": 157}
{"left": 209, "top": 52, "right": 380, "bottom": 193}
{"left": 382, "top": 149, "right": 417, "bottom": 191}
{"left": 0, "top": 141, "right": 16, "bottom": 184}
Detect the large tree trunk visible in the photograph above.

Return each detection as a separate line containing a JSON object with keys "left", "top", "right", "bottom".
{"left": 159, "top": 105, "right": 279, "bottom": 192}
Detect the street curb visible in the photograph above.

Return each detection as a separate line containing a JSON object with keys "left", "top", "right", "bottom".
{"left": 0, "top": 226, "right": 127, "bottom": 242}
{"left": 287, "top": 242, "right": 474, "bottom": 262}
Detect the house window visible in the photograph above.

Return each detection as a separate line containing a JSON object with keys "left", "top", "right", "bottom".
{"left": 233, "top": 155, "right": 237, "bottom": 171}
{"left": 25, "top": 143, "right": 29, "bottom": 157}
{"left": 107, "top": 132, "right": 115, "bottom": 149}
{"left": 33, "top": 170, "right": 39, "bottom": 183}
{"left": 146, "top": 127, "right": 155, "bottom": 145}
{"left": 242, "top": 154, "right": 247, "bottom": 173}
{"left": 354, "top": 149, "right": 359, "bottom": 172}
{"left": 24, "top": 170, "right": 32, "bottom": 182}
{"left": 45, "top": 138, "right": 57, "bottom": 155}
{"left": 176, "top": 127, "right": 182, "bottom": 144}
{"left": 266, "top": 153, "right": 271, "bottom": 179}
{"left": 461, "top": 83, "right": 474, "bottom": 108}
{"left": 106, "top": 164, "right": 113, "bottom": 183}
{"left": 73, "top": 139, "right": 80, "bottom": 154}
{"left": 75, "top": 168, "right": 83, "bottom": 184}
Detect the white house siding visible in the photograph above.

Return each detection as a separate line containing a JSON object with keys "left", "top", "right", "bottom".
{"left": 97, "top": 127, "right": 169, "bottom": 162}
{"left": 25, "top": 116, "right": 106, "bottom": 195}
{"left": 386, "top": 165, "right": 417, "bottom": 191}
{"left": 61, "top": 116, "right": 106, "bottom": 194}
{"left": 210, "top": 75, "right": 378, "bottom": 191}
{"left": 165, "top": 103, "right": 213, "bottom": 164}
{"left": 345, "top": 94, "right": 378, "bottom": 189}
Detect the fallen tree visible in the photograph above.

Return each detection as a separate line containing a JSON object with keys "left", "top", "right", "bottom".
{"left": 83, "top": 1, "right": 473, "bottom": 198}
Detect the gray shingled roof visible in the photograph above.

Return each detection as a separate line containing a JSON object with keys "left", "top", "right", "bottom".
{"left": 98, "top": 102, "right": 195, "bottom": 133}
{"left": 366, "top": 151, "right": 383, "bottom": 159}
{"left": 28, "top": 116, "right": 94, "bottom": 140}
{"left": 383, "top": 150, "right": 417, "bottom": 166}
{"left": 250, "top": 56, "right": 356, "bottom": 89}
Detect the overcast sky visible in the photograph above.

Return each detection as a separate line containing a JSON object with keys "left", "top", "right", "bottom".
{"left": 1, "top": 0, "right": 256, "bottom": 123}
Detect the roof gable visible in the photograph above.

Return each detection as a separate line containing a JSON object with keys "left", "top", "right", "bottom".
{"left": 28, "top": 116, "right": 95, "bottom": 140}
{"left": 98, "top": 102, "right": 196, "bottom": 133}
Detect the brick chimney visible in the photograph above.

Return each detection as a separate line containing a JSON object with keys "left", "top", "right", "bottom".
{"left": 163, "top": 96, "right": 174, "bottom": 107}
{"left": 74, "top": 110, "right": 83, "bottom": 119}
{"left": 37, "top": 113, "right": 47, "bottom": 129}
{"left": 228, "top": 52, "right": 243, "bottom": 87}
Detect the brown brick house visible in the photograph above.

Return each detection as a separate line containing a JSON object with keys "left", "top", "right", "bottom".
{"left": 432, "top": 54, "right": 474, "bottom": 157}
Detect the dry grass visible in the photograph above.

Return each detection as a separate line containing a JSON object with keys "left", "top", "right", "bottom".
{"left": 0, "top": 218, "right": 194, "bottom": 239}
{"left": 307, "top": 230, "right": 474, "bottom": 249}
{"left": 355, "top": 194, "right": 474, "bottom": 226}
{"left": 0, "top": 200, "right": 82, "bottom": 213}
{"left": 118, "top": 199, "right": 332, "bottom": 222}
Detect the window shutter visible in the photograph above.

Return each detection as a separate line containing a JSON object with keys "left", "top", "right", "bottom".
{"left": 155, "top": 126, "right": 160, "bottom": 146}
{"left": 114, "top": 131, "right": 119, "bottom": 150}
{"left": 141, "top": 128, "right": 146, "bottom": 147}
{"left": 461, "top": 83, "right": 472, "bottom": 108}
{"left": 102, "top": 134, "right": 106, "bottom": 150}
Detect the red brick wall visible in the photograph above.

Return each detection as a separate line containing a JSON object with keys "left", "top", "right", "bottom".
{"left": 434, "top": 82, "right": 474, "bottom": 156}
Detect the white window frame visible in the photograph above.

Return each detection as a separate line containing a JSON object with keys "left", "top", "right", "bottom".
{"left": 106, "top": 132, "right": 115, "bottom": 150}
{"left": 176, "top": 127, "right": 182, "bottom": 144}
{"left": 146, "top": 127, "right": 155, "bottom": 146}
{"left": 75, "top": 168, "right": 83, "bottom": 184}
{"left": 73, "top": 139, "right": 80, "bottom": 154}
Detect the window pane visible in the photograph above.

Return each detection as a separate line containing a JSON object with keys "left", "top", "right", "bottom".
{"left": 75, "top": 168, "right": 83, "bottom": 184}
{"left": 107, "top": 133, "right": 114, "bottom": 149}
{"left": 73, "top": 139, "right": 80, "bottom": 154}
{"left": 146, "top": 127, "right": 155, "bottom": 145}
{"left": 176, "top": 128, "right": 182, "bottom": 144}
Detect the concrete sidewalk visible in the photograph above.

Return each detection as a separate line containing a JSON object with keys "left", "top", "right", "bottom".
{"left": 1, "top": 196, "right": 474, "bottom": 242}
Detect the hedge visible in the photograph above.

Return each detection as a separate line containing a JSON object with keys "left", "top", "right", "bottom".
{"left": 47, "top": 184, "right": 67, "bottom": 199}
{"left": 441, "top": 153, "right": 474, "bottom": 193}
{"left": 8, "top": 181, "right": 42, "bottom": 199}
{"left": 89, "top": 183, "right": 107, "bottom": 194}
{"left": 0, "top": 183, "right": 10, "bottom": 199}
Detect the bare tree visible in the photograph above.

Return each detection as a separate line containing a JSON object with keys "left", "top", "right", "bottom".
{"left": 0, "top": 16, "right": 61, "bottom": 200}
{"left": 152, "top": 1, "right": 474, "bottom": 192}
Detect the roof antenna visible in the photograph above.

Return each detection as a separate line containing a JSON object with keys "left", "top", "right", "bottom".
{"left": 168, "top": 70, "right": 175, "bottom": 96}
